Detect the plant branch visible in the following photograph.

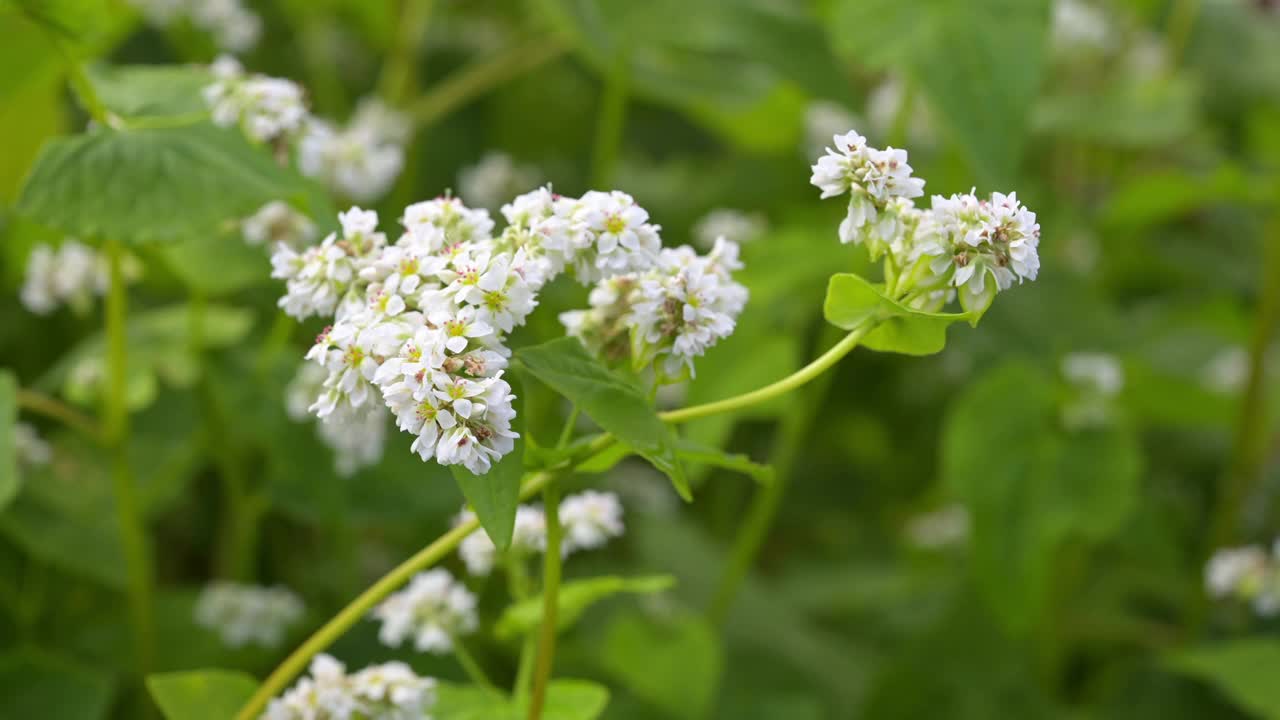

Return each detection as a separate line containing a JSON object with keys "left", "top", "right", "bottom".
{"left": 15, "top": 388, "right": 102, "bottom": 441}
{"left": 451, "top": 635, "right": 499, "bottom": 692}
{"left": 527, "top": 482, "right": 563, "bottom": 720}
{"left": 379, "top": 0, "right": 436, "bottom": 104}
{"left": 408, "top": 37, "right": 569, "bottom": 128}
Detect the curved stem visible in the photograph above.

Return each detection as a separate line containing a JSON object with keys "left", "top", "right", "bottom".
{"left": 527, "top": 482, "right": 563, "bottom": 720}
{"left": 659, "top": 325, "right": 871, "bottom": 425}
{"left": 409, "top": 36, "right": 568, "bottom": 128}
{"left": 50, "top": 36, "right": 115, "bottom": 127}
{"left": 236, "top": 470, "right": 559, "bottom": 720}
{"left": 15, "top": 389, "right": 102, "bottom": 442}
{"left": 105, "top": 240, "right": 155, "bottom": 681}
{"left": 451, "top": 635, "right": 498, "bottom": 692}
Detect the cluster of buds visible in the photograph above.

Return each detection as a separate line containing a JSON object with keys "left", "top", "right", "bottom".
{"left": 561, "top": 238, "right": 748, "bottom": 382}
{"left": 811, "top": 130, "right": 1041, "bottom": 317}
{"left": 1206, "top": 541, "right": 1280, "bottom": 617}
{"left": 264, "top": 654, "right": 436, "bottom": 720}
{"left": 272, "top": 183, "right": 726, "bottom": 475}
{"left": 455, "top": 490, "right": 625, "bottom": 576}
{"left": 193, "top": 581, "right": 305, "bottom": 649}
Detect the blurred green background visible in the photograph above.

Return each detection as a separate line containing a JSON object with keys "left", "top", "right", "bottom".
{"left": 2, "top": 0, "right": 1280, "bottom": 718}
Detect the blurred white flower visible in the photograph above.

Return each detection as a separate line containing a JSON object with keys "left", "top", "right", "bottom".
{"left": 13, "top": 423, "right": 52, "bottom": 468}
{"left": 264, "top": 654, "right": 436, "bottom": 720}
{"left": 866, "top": 75, "right": 935, "bottom": 147}
{"left": 299, "top": 98, "right": 410, "bottom": 202}
{"left": 1202, "top": 346, "right": 1250, "bottom": 395}
{"left": 371, "top": 569, "right": 478, "bottom": 654}
{"left": 692, "top": 208, "right": 767, "bottom": 249}
{"left": 560, "top": 491, "right": 625, "bottom": 553}
{"left": 194, "top": 581, "right": 304, "bottom": 648}
{"left": 1061, "top": 352, "right": 1124, "bottom": 396}
{"left": 20, "top": 240, "right": 112, "bottom": 316}
{"left": 127, "top": 0, "right": 261, "bottom": 52}
{"left": 1051, "top": 0, "right": 1112, "bottom": 52}
{"left": 458, "top": 152, "right": 543, "bottom": 211}
{"left": 905, "top": 504, "right": 970, "bottom": 550}
{"left": 804, "top": 100, "right": 862, "bottom": 158}
{"left": 204, "top": 56, "right": 307, "bottom": 143}
{"left": 1205, "top": 542, "right": 1280, "bottom": 617}
{"left": 243, "top": 201, "right": 317, "bottom": 248}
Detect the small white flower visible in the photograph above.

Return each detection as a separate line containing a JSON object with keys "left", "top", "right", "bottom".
{"left": 190, "top": 0, "right": 262, "bottom": 52}
{"left": 804, "top": 100, "right": 863, "bottom": 159}
{"left": 560, "top": 491, "right": 624, "bottom": 553}
{"left": 458, "top": 151, "right": 543, "bottom": 211}
{"left": 1202, "top": 346, "right": 1249, "bottom": 395}
{"left": 265, "top": 653, "right": 436, "bottom": 720}
{"left": 692, "top": 208, "right": 766, "bottom": 249}
{"left": 203, "top": 56, "right": 307, "bottom": 143}
{"left": 371, "top": 569, "right": 478, "bottom": 654}
{"left": 1061, "top": 353, "right": 1124, "bottom": 396}
{"left": 299, "top": 100, "right": 408, "bottom": 202}
{"left": 1205, "top": 546, "right": 1269, "bottom": 598}
{"left": 13, "top": 423, "right": 52, "bottom": 467}
{"left": 193, "top": 581, "right": 304, "bottom": 648}
{"left": 905, "top": 504, "right": 970, "bottom": 550}
{"left": 20, "top": 240, "right": 113, "bottom": 316}
{"left": 243, "top": 201, "right": 316, "bottom": 248}
{"left": 810, "top": 129, "right": 925, "bottom": 255}
{"left": 403, "top": 196, "right": 495, "bottom": 246}
{"left": 1051, "top": 0, "right": 1111, "bottom": 53}
{"left": 572, "top": 190, "right": 663, "bottom": 282}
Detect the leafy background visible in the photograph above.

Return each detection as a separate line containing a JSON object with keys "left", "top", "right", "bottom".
{"left": 2, "top": 0, "right": 1280, "bottom": 718}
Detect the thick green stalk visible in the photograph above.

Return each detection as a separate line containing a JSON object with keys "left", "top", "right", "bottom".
{"left": 590, "top": 47, "right": 630, "bottom": 187}
{"left": 104, "top": 240, "right": 155, "bottom": 678}
{"left": 527, "top": 482, "right": 564, "bottom": 720}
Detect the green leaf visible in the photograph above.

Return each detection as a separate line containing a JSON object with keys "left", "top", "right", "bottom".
{"left": 495, "top": 575, "right": 676, "bottom": 639}
{"left": 596, "top": 609, "right": 722, "bottom": 720}
{"left": 435, "top": 680, "right": 609, "bottom": 720}
{"left": 0, "top": 370, "right": 18, "bottom": 511}
{"left": 0, "top": 650, "right": 113, "bottom": 720}
{"left": 87, "top": 64, "right": 211, "bottom": 119}
{"left": 516, "top": 337, "right": 688, "bottom": 500}
{"left": 828, "top": 0, "right": 1051, "bottom": 184}
{"left": 17, "top": 123, "right": 308, "bottom": 245}
{"left": 823, "top": 273, "right": 970, "bottom": 356}
{"left": 451, "top": 438, "right": 525, "bottom": 550}
{"left": 675, "top": 438, "right": 773, "bottom": 485}
{"left": 1167, "top": 640, "right": 1280, "bottom": 720}
{"left": 147, "top": 670, "right": 259, "bottom": 720}
{"left": 941, "top": 361, "right": 1142, "bottom": 634}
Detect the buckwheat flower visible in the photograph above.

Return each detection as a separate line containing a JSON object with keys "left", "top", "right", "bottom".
{"left": 459, "top": 250, "right": 539, "bottom": 334}
{"left": 905, "top": 504, "right": 970, "bottom": 550}
{"left": 692, "top": 208, "right": 767, "bottom": 249}
{"left": 191, "top": 0, "right": 262, "bottom": 52}
{"left": 432, "top": 376, "right": 519, "bottom": 475}
{"left": 455, "top": 510, "right": 498, "bottom": 576}
{"left": 804, "top": 100, "right": 862, "bottom": 158}
{"left": 496, "top": 186, "right": 588, "bottom": 286}
{"left": 318, "top": 404, "right": 389, "bottom": 477}
{"left": 372, "top": 569, "right": 478, "bottom": 654}
{"left": 264, "top": 654, "right": 436, "bottom": 720}
{"left": 243, "top": 201, "right": 316, "bottom": 248}
{"left": 1061, "top": 353, "right": 1124, "bottom": 396}
{"left": 512, "top": 505, "right": 548, "bottom": 553}
{"left": 1051, "top": 0, "right": 1111, "bottom": 53}
{"left": 194, "top": 581, "right": 304, "bottom": 649}
{"left": 298, "top": 113, "right": 406, "bottom": 202}
{"left": 1206, "top": 546, "right": 1270, "bottom": 599}
{"left": 560, "top": 491, "right": 625, "bottom": 553}
{"left": 866, "top": 75, "right": 935, "bottom": 147}
{"left": 1202, "top": 346, "right": 1250, "bottom": 395}
{"left": 203, "top": 56, "right": 307, "bottom": 143}
{"left": 14, "top": 423, "right": 52, "bottom": 468}
{"left": 454, "top": 503, "right": 548, "bottom": 576}
{"left": 20, "top": 240, "right": 110, "bottom": 315}
{"left": 272, "top": 207, "right": 386, "bottom": 320}
{"left": 403, "top": 196, "right": 495, "bottom": 246}
{"left": 350, "top": 96, "right": 413, "bottom": 147}
{"left": 810, "top": 130, "right": 925, "bottom": 255}
{"left": 458, "top": 151, "right": 543, "bottom": 211}
{"left": 572, "top": 190, "right": 663, "bottom": 282}
{"left": 560, "top": 275, "right": 641, "bottom": 363}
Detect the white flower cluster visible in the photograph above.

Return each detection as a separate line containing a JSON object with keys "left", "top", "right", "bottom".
{"left": 127, "top": 0, "right": 261, "bottom": 52}
{"left": 286, "top": 362, "right": 389, "bottom": 477}
{"left": 193, "top": 581, "right": 305, "bottom": 648}
{"left": 456, "top": 491, "right": 625, "bottom": 576}
{"left": 265, "top": 654, "right": 436, "bottom": 720}
{"left": 273, "top": 186, "right": 695, "bottom": 474}
{"left": 692, "top": 208, "right": 767, "bottom": 249}
{"left": 204, "top": 56, "right": 307, "bottom": 144}
{"left": 812, "top": 129, "right": 1041, "bottom": 316}
{"left": 458, "top": 152, "right": 543, "bottom": 211}
{"left": 1060, "top": 351, "right": 1125, "bottom": 429}
{"left": 561, "top": 238, "right": 748, "bottom": 381}
{"left": 300, "top": 97, "right": 412, "bottom": 202}
{"left": 19, "top": 240, "right": 141, "bottom": 316}
{"left": 1206, "top": 540, "right": 1280, "bottom": 617}
{"left": 371, "top": 569, "right": 478, "bottom": 654}
{"left": 14, "top": 422, "right": 52, "bottom": 468}
{"left": 243, "top": 201, "right": 317, "bottom": 248}
{"left": 905, "top": 504, "right": 970, "bottom": 550}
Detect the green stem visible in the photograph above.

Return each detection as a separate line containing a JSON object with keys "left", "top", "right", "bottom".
{"left": 451, "top": 635, "right": 499, "bottom": 692}
{"left": 235, "top": 470, "right": 560, "bottom": 720}
{"left": 660, "top": 325, "right": 871, "bottom": 425}
{"left": 527, "top": 482, "right": 563, "bottom": 720}
{"left": 506, "top": 557, "right": 538, "bottom": 699}
{"left": 15, "top": 388, "right": 103, "bottom": 442}
{"left": 557, "top": 405, "right": 580, "bottom": 450}
{"left": 379, "top": 0, "right": 436, "bottom": 104}
{"left": 50, "top": 35, "right": 115, "bottom": 127}
{"left": 706, "top": 325, "right": 845, "bottom": 624}
{"left": 1166, "top": 0, "right": 1201, "bottom": 63}
{"left": 238, "top": 318, "right": 878, "bottom": 718}
{"left": 590, "top": 47, "right": 630, "bottom": 187}
{"left": 1209, "top": 219, "right": 1280, "bottom": 549}
{"left": 104, "top": 239, "right": 155, "bottom": 679}
{"left": 409, "top": 37, "right": 568, "bottom": 128}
